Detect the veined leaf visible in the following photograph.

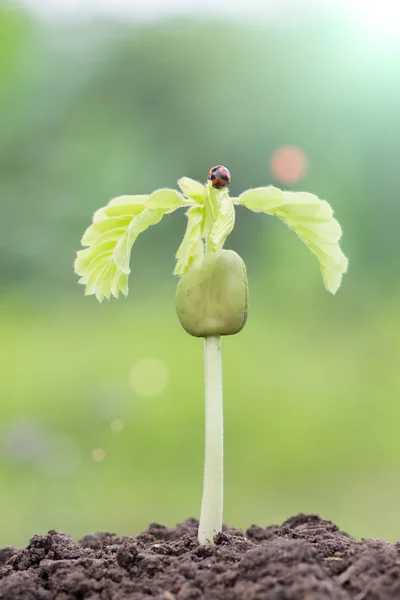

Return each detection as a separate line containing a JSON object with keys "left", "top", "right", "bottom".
{"left": 146, "top": 188, "right": 190, "bottom": 210}
{"left": 178, "top": 177, "right": 207, "bottom": 202}
{"left": 237, "top": 186, "right": 286, "bottom": 212}
{"left": 208, "top": 193, "right": 235, "bottom": 252}
{"left": 174, "top": 206, "right": 204, "bottom": 276}
{"left": 113, "top": 208, "right": 165, "bottom": 274}
{"left": 93, "top": 195, "right": 148, "bottom": 222}
{"left": 75, "top": 193, "right": 175, "bottom": 301}
{"left": 81, "top": 216, "right": 132, "bottom": 246}
{"left": 238, "top": 186, "right": 348, "bottom": 294}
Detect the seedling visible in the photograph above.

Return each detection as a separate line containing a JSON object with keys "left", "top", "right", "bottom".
{"left": 75, "top": 166, "right": 348, "bottom": 546}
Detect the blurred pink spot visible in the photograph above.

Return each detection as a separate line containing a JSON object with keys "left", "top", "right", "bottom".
{"left": 270, "top": 146, "right": 308, "bottom": 184}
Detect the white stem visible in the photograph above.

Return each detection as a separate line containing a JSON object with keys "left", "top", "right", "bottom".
{"left": 198, "top": 335, "right": 223, "bottom": 546}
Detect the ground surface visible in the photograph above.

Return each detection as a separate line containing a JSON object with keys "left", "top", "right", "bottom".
{"left": 1, "top": 514, "right": 400, "bottom": 599}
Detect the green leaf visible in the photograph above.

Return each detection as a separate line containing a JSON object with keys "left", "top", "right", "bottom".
{"left": 174, "top": 206, "right": 204, "bottom": 276}
{"left": 275, "top": 193, "right": 348, "bottom": 292}
{"left": 93, "top": 195, "right": 148, "bottom": 222}
{"left": 178, "top": 177, "right": 207, "bottom": 202}
{"left": 75, "top": 193, "right": 168, "bottom": 301}
{"left": 208, "top": 193, "right": 235, "bottom": 252}
{"left": 113, "top": 208, "right": 165, "bottom": 274}
{"left": 75, "top": 241, "right": 115, "bottom": 275}
{"left": 146, "top": 188, "right": 190, "bottom": 210}
{"left": 237, "top": 186, "right": 286, "bottom": 211}
{"left": 239, "top": 186, "right": 348, "bottom": 294}
{"left": 81, "top": 216, "right": 132, "bottom": 246}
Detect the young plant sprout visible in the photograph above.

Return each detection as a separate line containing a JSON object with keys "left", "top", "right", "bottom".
{"left": 74, "top": 166, "right": 348, "bottom": 546}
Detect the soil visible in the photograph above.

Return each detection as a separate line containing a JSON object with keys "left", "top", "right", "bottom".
{"left": 1, "top": 513, "right": 400, "bottom": 600}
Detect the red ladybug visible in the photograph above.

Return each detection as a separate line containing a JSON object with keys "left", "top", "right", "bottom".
{"left": 208, "top": 165, "right": 231, "bottom": 189}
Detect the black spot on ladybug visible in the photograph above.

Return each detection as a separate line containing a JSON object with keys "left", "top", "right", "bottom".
{"left": 207, "top": 166, "right": 231, "bottom": 189}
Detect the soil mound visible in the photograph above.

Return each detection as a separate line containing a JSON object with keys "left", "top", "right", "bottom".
{"left": 1, "top": 513, "right": 399, "bottom": 599}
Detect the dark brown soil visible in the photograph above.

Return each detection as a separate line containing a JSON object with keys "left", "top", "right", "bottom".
{"left": 1, "top": 514, "right": 400, "bottom": 599}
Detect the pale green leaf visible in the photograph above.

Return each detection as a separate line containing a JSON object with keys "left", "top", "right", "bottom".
{"left": 274, "top": 200, "right": 333, "bottom": 221}
{"left": 281, "top": 191, "right": 320, "bottom": 205}
{"left": 75, "top": 241, "right": 128, "bottom": 302}
{"left": 111, "top": 271, "right": 128, "bottom": 298}
{"left": 85, "top": 263, "right": 109, "bottom": 297}
{"left": 238, "top": 186, "right": 286, "bottom": 211}
{"left": 274, "top": 192, "right": 348, "bottom": 293}
{"left": 81, "top": 216, "right": 132, "bottom": 246}
{"left": 93, "top": 195, "right": 148, "bottom": 222}
{"left": 174, "top": 206, "right": 204, "bottom": 276}
{"left": 81, "top": 227, "right": 127, "bottom": 250}
{"left": 178, "top": 177, "right": 207, "bottom": 202}
{"left": 239, "top": 186, "right": 348, "bottom": 293}
{"left": 80, "top": 250, "right": 113, "bottom": 280}
{"left": 208, "top": 194, "right": 235, "bottom": 252}
{"left": 113, "top": 208, "right": 165, "bottom": 274}
{"left": 75, "top": 191, "right": 168, "bottom": 301}
{"left": 146, "top": 188, "right": 190, "bottom": 210}
{"left": 75, "top": 241, "right": 115, "bottom": 275}
{"left": 108, "top": 194, "right": 148, "bottom": 207}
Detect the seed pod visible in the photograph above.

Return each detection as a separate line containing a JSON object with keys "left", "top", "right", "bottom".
{"left": 176, "top": 249, "right": 248, "bottom": 338}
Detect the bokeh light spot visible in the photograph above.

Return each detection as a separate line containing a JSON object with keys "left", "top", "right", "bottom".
{"left": 270, "top": 146, "right": 308, "bottom": 184}
{"left": 130, "top": 358, "right": 169, "bottom": 398}
{"left": 92, "top": 448, "right": 106, "bottom": 462}
{"left": 110, "top": 419, "right": 125, "bottom": 433}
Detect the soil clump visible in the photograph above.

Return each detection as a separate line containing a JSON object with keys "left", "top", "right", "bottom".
{"left": 1, "top": 513, "right": 399, "bottom": 599}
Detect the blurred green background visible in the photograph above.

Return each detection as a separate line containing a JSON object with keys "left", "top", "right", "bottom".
{"left": 1, "top": 0, "right": 400, "bottom": 547}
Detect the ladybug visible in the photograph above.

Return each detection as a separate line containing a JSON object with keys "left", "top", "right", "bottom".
{"left": 207, "top": 165, "right": 231, "bottom": 189}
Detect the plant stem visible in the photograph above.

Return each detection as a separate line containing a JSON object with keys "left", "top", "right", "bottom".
{"left": 198, "top": 335, "right": 223, "bottom": 546}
